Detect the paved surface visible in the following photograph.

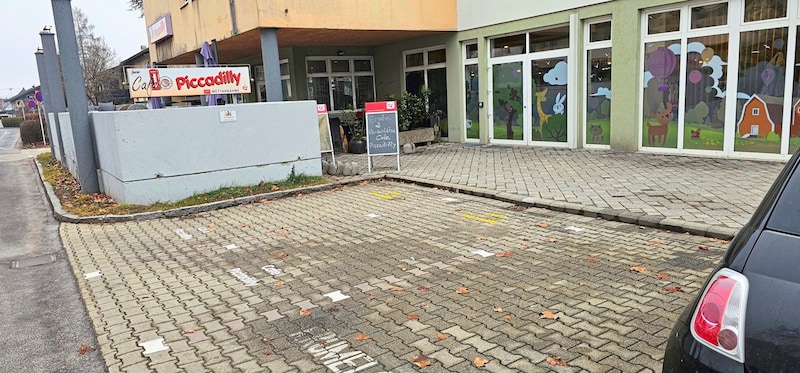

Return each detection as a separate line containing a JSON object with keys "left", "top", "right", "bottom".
{"left": 61, "top": 181, "right": 730, "bottom": 372}
{"left": 0, "top": 128, "right": 105, "bottom": 373}
{"left": 334, "top": 143, "right": 786, "bottom": 230}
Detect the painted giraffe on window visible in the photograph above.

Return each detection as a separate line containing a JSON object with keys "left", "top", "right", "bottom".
{"left": 536, "top": 88, "right": 551, "bottom": 125}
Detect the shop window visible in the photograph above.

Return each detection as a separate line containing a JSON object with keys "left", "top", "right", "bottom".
{"left": 491, "top": 34, "right": 526, "bottom": 57}
{"left": 691, "top": 3, "right": 728, "bottom": 29}
{"left": 642, "top": 41, "right": 681, "bottom": 148}
{"left": 403, "top": 46, "right": 449, "bottom": 137}
{"left": 647, "top": 10, "right": 680, "bottom": 34}
{"left": 529, "top": 26, "right": 570, "bottom": 52}
{"left": 744, "top": 0, "right": 787, "bottom": 22}
{"left": 683, "top": 34, "right": 728, "bottom": 151}
{"left": 466, "top": 44, "right": 478, "bottom": 59}
{"left": 465, "top": 64, "right": 479, "bottom": 140}
{"left": 589, "top": 21, "right": 611, "bottom": 42}
{"left": 306, "top": 57, "right": 374, "bottom": 111}
{"left": 586, "top": 48, "right": 612, "bottom": 145}
{"left": 734, "top": 27, "right": 787, "bottom": 153}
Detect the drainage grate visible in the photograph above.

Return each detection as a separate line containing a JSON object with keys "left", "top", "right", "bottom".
{"left": 11, "top": 254, "right": 57, "bottom": 269}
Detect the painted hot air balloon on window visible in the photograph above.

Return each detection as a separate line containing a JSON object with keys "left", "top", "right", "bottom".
{"left": 647, "top": 47, "right": 677, "bottom": 92}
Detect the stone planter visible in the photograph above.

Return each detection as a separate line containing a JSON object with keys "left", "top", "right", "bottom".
{"left": 348, "top": 139, "right": 367, "bottom": 154}
{"left": 398, "top": 127, "right": 435, "bottom": 146}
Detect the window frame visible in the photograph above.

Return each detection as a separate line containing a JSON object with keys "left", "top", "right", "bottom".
{"left": 305, "top": 56, "right": 375, "bottom": 112}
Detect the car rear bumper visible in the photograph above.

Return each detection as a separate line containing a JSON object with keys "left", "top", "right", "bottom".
{"left": 663, "top": 320, "right": 746, "bottom": 373}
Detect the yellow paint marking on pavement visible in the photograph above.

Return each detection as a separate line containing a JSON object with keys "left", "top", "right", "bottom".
{"left": 388, "top": 191, "right": 402, "bottom": 195}
{"left": 485, "top": 213, "right": 506, "bottom": 219}
{"left": 462, "top": 214, "right": 498, "bottom": 225}
{"left": 371, "top": 192, "right": 394, "bottom": 200}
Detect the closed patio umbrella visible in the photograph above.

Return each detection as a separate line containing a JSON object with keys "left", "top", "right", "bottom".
{"left": 200, "top": 41, "right": 224, "bottom": 106}
{"left": 145, "top": 62, "right": 162, "bottom": 109}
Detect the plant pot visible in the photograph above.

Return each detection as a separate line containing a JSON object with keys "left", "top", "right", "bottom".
{"left": 398, "top": 127, "right": 435, "bottom": 146}
{"left": 348, "top": 139, "right": 367, "bottom": 154}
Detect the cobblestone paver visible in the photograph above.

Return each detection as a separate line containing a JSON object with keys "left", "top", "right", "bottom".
{"left": 334, "top": 143, "right": 785, "bottom": 229}
{"left": 63, "top": 181, "right": 728, "bottom": 372}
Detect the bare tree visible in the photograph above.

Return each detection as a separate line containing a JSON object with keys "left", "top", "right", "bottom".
{"left": 73, "top": 7, "right": 117, "bottom": 105}
{"left": 128, "top": 0, "right": 143, "bottom": 16}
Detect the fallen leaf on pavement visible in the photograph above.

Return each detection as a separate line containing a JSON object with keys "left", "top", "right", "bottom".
{"left": 390, "top": 286, "right": 404, "bottom": 291}
{"left": 535, "top": 222, "right": 550, "bottom": 228}
{"left": 657, "top": 273, "right": 671, "bottom": 280}
{"left": 493, "top": 305, "right": 504, "bottom": 312}
{"left": 359, "top": 181, "right": 368, "bottom": 186}
{"left": 585, "top": 257, "right": 600, "bottom": 263}
{"left": 77, "top": 344, "right": 95, "bottom": 355}
{"left": 698, "top": 245, "right": 709, "bottom": 251}
{"left": 548, "top": 237, "right": 558, "bottom": 242}
{"left": 368, "top": 295, "right": 376, "bottom": 300}
{"left": 546, "top": 356, "right": 567, "bottom": 367}
{"left": 578, "top": 282, "right": 586, "bottom": 286}
{"left": 276, "top": 231, "right": 291, "bottom": 237}
{"left": 355, "top": 333, "right": 370, "bottom": 341}
{"left": 436, "top": 334, "right": 449, "bottom": 340}
{"left": 709, "top": 238, "right": 718, "bottom": 242}
{"left": 504, "top": 314, "right": 513, "bottom": 321}
{"left": 495, "top": 251, "right": 512, "bottom": 257}
{"left": 262, "top": 350, "right": 273, "bottom": 355}
{"left": 722, "top": 240, "right": 730, "bottom": 244}
{"left": 275, "top": 251, "right": 288, "bottom": 259}
{"left": 299, "top": 309, "right": 312, "bottom": 316}
{"left": 456, "top": 287, "right": 469, "bottom": 294}
{"left": 663, "top": 286, "right": 683, "bottom": 293}
{"left": 630, "top": 266, "right": 647, "bottom": 273}
{"left": 274, "top": 280, "right": 285, "bottom": 286}
{"left": 417, "top": 285, "right": 430, "bottom": 292}
{"left": 407, "top": 313, "right": 420, "bottom": 320}
{"left": 270, "top": 185, "right": 279, "bottom": 191}
{"left": 313, "top": 215, "right": 323, "bottom": 220}
{"left": 412, "top": 355, "right": 432, "bottom": 368}
{"left": 240, "top": 223, "right": 248, "bottom": 227}
{"left": 474, "top": 357, "right": 489, "bottom": 367}
{"left": 183, "top": 328, "right": 196, "bottom": 333}
{"left": 540, "top": 310, "right": 559, "bottom": 320}
{"left": 475, "top": 235, "right": 487, "bottom": 240}
{"left": 648, "top": 241, "right": 662, "bottom": 247}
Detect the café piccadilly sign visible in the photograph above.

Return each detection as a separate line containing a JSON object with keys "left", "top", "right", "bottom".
{"left": 126, "top": 66, "right": 251, "bottom": 98}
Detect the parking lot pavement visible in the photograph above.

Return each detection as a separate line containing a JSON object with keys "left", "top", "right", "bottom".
{"left": 61, "top": 181, "right": 727, "bottom": 372}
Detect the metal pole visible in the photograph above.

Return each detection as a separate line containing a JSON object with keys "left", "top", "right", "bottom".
{"left": 34, "top": 50, "right": 55, "bottom": 154}
{"left": 41, "top": 31, "right": 67, "bottom": 162}
{"left": 51, "top": 0, "right": 99, "bottom": 193}
{"left": 37, "top": 103, "right": 47, "bottom": 145}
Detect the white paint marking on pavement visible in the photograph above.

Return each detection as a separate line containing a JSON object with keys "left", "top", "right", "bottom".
{"left": 224, "top": 244, "right": 238, "bottom": 250}
{"left": 138, "top": 338, "right": 169, "bottom": 355}
{"left": 228, "top": 268, "right": 259, "bottom": 286}
{"left": 262, "top": 265, "right": 282, "bottom": 276}
{"left": 324, "top": 290, "right": 350, "bottom": 303}
{"left": 175, "top": 229, "right": 193, "bottom": 239}
{"left": 365, "top": 213, "right": 380, "bottom": 218}
{"left": 83, "top": 271, "right": 102, "bottom": 280}
{"left": 564, "top": 226, "right": 585, "bottom": 232}
{"left": 442, "top": 197, "right": 460, "bottom": 203}
{"left": 472, "top": 249, "right": 495, "bottom": 258}
{"left": 197, "top": 226, "right": 211, "bottom": 234}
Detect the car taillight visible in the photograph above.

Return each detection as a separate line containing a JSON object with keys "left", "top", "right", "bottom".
{"left": 690, "top": 268, "right": 749, "bottom": 363}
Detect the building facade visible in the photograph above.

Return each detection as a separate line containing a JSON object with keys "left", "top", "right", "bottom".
{"left": 142, "top": 0, "right": 800, "bottom": 159}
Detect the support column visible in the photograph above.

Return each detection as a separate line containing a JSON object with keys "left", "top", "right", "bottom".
{"left": 40, "top": 31, "right": 67, "bottom": 162}
{"left": 608, "top": 4, "right": 641, "bottom": 152}
{"left": 51, "top": 0, "right": 99, "bottom": 193}
{"left": 259, "top": 28, "right": 283, "bottom": 102}
{"left": 34, "top": 50, "right": 56, "bottom": 156}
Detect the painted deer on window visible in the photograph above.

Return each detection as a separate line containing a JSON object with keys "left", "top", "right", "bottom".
{"left": 646, "top": 102, "right": 672, "bottom": 147}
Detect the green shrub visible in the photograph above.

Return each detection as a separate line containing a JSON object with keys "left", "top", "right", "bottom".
{"left": 20, "top": 120, "right": 48, "bottom": 144}
{"left": 1, "top": 117, "right": 23, "bottom": 127}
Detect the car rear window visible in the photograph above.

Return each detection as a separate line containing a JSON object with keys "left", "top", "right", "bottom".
{"left": 767, "top": 163, "right": 800, "bottom": 235}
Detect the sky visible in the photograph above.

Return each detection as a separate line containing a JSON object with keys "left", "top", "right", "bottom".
{"left": 1, "top": 0, "right": 147, "bottom": 99}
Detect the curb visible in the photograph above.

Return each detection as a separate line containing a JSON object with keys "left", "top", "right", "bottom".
{"left": 35, "top": 161, "right": 739, "bottom": 240}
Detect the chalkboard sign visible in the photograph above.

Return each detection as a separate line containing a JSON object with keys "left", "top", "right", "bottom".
{"left": 366, "top": 112, "right": 399, "bottom": 155}
{"left": 365, "top": 101, "right": 400, "bottom": 172}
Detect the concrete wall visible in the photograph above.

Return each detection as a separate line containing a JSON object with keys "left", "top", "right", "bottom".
{"left": 90, "top": 101, "right": 322, "bottom": 205}
{"left": 57, "top": 113, "right": 78, "bottom": 177}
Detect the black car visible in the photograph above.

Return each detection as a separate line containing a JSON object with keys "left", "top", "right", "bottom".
{"left": 663, "top": 149, "right": 800, "bottom": 372}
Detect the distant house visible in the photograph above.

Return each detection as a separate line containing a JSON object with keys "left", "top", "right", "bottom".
{"left": 737, "top": 95, "right": 774, "bottom": 138}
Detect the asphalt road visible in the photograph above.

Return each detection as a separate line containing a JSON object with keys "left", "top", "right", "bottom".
{"left": 61, "top": 179, "right": 727, "bottom": 372}
{"left": 0, "top": 128, "right": 105, "bottom": 373}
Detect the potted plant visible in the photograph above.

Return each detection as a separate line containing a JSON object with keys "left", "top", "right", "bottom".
{"left": 391, "top": 86, "right": 436, "bottom": 146}
{"left": 341, "top": 106, "right": 366, "bottom": 153}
